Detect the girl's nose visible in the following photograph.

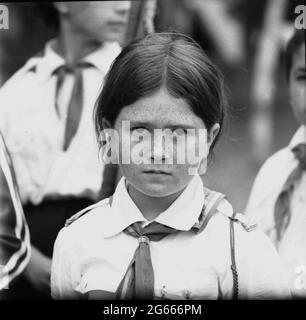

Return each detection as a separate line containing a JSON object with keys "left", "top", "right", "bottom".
{"left": 150, "top": 136, "right": 171, "bottom": 163}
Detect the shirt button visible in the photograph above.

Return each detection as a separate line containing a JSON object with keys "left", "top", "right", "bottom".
{"left": 161, "top": 285, "right": 166, "bottom": 298}
{"left": 184, "top": 290, "right": 191, "bottom": 299}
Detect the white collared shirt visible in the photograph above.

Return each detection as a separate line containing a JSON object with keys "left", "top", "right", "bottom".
{"left": 51, "top": 175, "right": 290, "bottom": 300}
{"left": 0, "top": 40, "right": 121, "bottom": 205}
{"left": 245, "top": 125, "right": 306, "bottom": 298}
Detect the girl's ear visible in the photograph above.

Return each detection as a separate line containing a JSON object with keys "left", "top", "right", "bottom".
{"left": 207, "top": 123, "right": 220, "bottom": 150}
{"left": 99, "top": 118, "right": 118, "bottom": 164}
{"left": 98, "top": 118, "right": 112, "bottom": 147}
{"left": 197, "top": 123, "right": 219, "bottom": 176}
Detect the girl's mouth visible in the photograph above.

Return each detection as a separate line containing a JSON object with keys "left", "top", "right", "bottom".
{"left": 143, "top": 170, "right": 172, "bottom": 175}
{"left": 107, "top": 21, "right": 126, "bottom": 27}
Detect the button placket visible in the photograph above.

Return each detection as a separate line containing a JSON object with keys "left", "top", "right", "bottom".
{"left": 184, "top": 289, "right": 191, "bottom": 300}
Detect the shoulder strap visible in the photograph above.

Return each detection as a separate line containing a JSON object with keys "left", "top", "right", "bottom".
{"left": 193, "top": 188, "right": 239, "bottom": 299}
{"left": 65, "top": 197, "right": 112, "bottom": 227}
{"left": 229, "top": 213, "right": 239, "bottom": 300}
{"left": 192, "top": 187, "right": 225, "bottom": 233}
{"left": 233, "top": 213, "right": 257, "bottom": 232}
{"left": 228, "top": 213, "right": 258, "bottom": 299}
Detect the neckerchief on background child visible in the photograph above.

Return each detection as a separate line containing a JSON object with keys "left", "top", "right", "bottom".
{"left": 274, "top": 143, "right": 306, "bottom": 244}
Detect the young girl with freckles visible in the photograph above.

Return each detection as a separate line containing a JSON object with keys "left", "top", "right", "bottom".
{"left": 51, "top": 32, "right": 291, "bottom": 300}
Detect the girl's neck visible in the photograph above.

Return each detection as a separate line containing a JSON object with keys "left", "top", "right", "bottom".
{"left": 53, "top": 21, "right": 102, "bottom": 64}
{"left": 127, "top": 183, "right": 185, "bottom": 221}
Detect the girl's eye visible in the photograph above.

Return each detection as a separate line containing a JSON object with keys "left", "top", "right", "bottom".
{"left": 131, "top": 127, "right": 149, "bottom": 134}
{"left": 172, "top": 128, "right": 188, "bottom": 135}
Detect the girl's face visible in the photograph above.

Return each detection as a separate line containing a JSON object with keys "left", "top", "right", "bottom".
{"left": 111, "top": 87, "right": 219, "bottom": 198}
{"left": 289, "top": 44, "right": 306, "bottom": 125}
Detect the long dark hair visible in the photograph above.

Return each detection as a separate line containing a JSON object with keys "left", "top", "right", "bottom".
{"left": 94, "top": 32, "right": 228, "bottom": 152}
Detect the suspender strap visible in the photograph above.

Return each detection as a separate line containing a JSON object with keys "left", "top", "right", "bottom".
{"left": 230, "top": 212, "right": 239, "bottom": 300}
{"left": 201, "top": 190, "right": 239, "bottom": 300}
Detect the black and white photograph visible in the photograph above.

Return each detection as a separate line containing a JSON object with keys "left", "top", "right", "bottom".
{"left": 0, "top": 0, "right": 305, "bottom": 313}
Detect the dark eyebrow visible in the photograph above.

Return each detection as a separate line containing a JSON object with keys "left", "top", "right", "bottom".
{"left": 166, "top": 125, "right": 197, "bottom": 130}
{"left": 129, "top": 121, "right": 152, "bottom": 128}
{"left": 129, "top": 121, "right": 197, "bottom": 130}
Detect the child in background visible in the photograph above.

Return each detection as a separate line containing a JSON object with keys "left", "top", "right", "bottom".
{"left": 246, "top": 29, "right": 306, "bottom": 298}
{"left": 0, "top": 2, "right": 130, "bottom": 298}
{"left": 52, "top": 32, "right": 290, "bottom": 300}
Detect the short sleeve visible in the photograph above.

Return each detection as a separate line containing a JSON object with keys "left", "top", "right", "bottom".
{"left": 244, "top": 150, "right": 289, "bottom": 234}
{"left": 51, "top": 228, "right": 83, "bottom": 300}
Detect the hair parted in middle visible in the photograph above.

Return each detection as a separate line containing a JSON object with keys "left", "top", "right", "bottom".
{"left": 94, "top": 32, "right": 228, "bottom": 153}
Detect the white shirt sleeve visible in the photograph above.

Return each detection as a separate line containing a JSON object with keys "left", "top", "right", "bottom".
{"left": 244, "top": 152, "right": 287, "bottom": 234}
{"left": 51, "top": 228, "right": 83, "bottom": 300}
{"left": 229, "top": 224, "right": 291, "bottom": 299}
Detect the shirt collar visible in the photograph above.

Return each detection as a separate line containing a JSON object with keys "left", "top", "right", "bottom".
{"left": 289, "top": 125, "right": 306, "bottom": 150}
{"left": 84, "top": 41, "right": 121, "bottom": 74}
{"left": 35, "top": 39, "right": 64, "bottom": 83}
{"left": 103, "top": 175, "right": 205, "bottom": 237}
{"left": 34, "top": 39, "right": 121, "bottom": 84}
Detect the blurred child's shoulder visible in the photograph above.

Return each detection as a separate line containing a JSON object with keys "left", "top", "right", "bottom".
{"left": 0, "top": 55, "right": 42, "bottom": 97}
{"left": 263, "top": 146, "right": 292, "bottom": 169}
{"left": 262, "top": 124, "right": 306, "bottom": 171}
{"left": 255, "top": 142, "right": 296, "bottom": 183}
{"left": 256, "top": 126, "right": 306, "bottom": 181}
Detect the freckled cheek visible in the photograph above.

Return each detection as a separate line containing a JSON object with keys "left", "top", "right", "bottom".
{"left": 120, "top": 164, "right": 138, "bottom": 177}
{"left": 171, "top": 165, "right": 196, "bottom": 187}
{"left": 184, "top": 135, "right": 208, "bottom": 164}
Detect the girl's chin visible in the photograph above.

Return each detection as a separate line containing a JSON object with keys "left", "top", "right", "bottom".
{"left": 134, "top": 183, "right": 179, "bottom": 198}
{"left": 140, "top": 189, "right": 174, "bottom": 198}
